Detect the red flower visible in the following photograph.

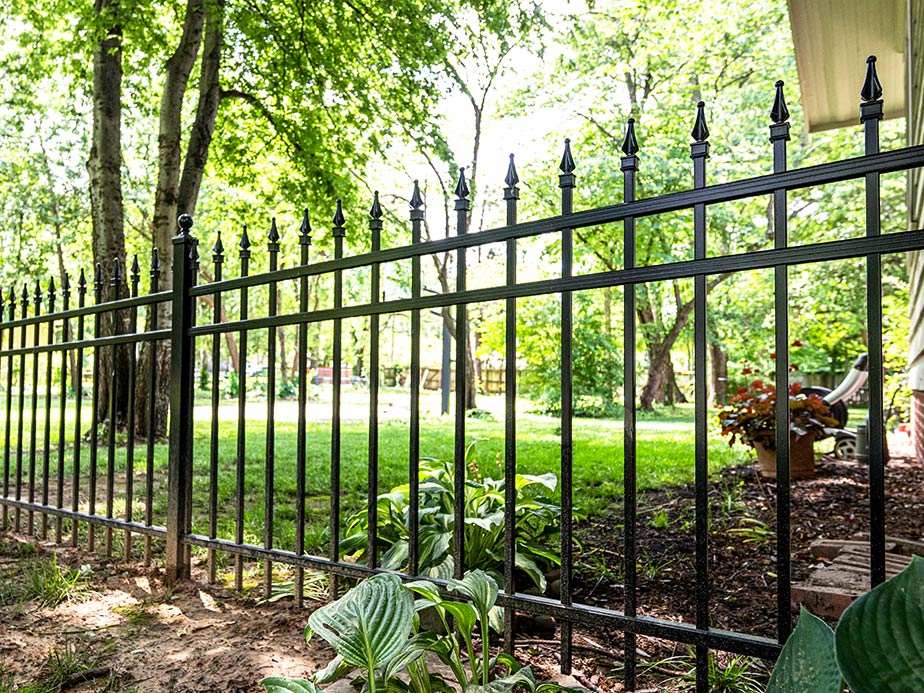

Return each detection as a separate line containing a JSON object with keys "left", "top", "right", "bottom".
{"left": 789, "top": 363, "right": 799, "bottom": 371}
{"left": 742, "top": 368, "right": 753, "bottom": 375}
{"left": 791, "top": 339, "right": 804, "bottom": 347}
{"left": 770, "top": 352, "right": 776, "bottom": 359}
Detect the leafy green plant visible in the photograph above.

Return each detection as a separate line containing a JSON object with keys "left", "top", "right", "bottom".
{"left": 340, "top": 446, "right": 568, "bottom": 593}
{"left": 767, "top": 555, "right": 924, "bottom": 692}
{"left": 727, "top": 518, "right": 775, "bottom": 546}
{"left": 260, "top": 570, "right": 583, "bottom": 693}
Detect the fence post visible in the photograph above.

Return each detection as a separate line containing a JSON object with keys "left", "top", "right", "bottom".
{"left": 166, "top": 214, "right": 196, "bottom": 584}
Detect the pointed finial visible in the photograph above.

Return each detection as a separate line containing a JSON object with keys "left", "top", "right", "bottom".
{"left": 621, "top": 118, "right": 639, "bottom": 155}
{"left": 769, "top": 80, "right": 790, "bottom": 124}
{"left": 299, "top": 209, "right": 311, "bottom": 238}
{"left": 268, "top": 217, "right": 280, "bottom": 244}
{"left": 213, "top": 234, "right": 225, "bottom": 260}
{"left": 504, "top": 154, "right": 519, "bottom": 187}
{"left": 150, "top": 247, "right": 161, "bottom": 275}
{"left": 333, "top": 199, "right": 346, "bottom": 227}
{"left": 94, "top": 264, "right": 103, "bottom": 293}
{"left": 861, "top": 55, "right": 882, "bottom": 102}
{"left": 78, "top": 269, "right": 87, "bottom": 290}
{"left": 34, "top": 279, "right": 43, "bottom": 303}
{"left": 559, "top": 139, "right": 576, "bottom": 173}
{"left": 177, "top": 214, "right": 193, "bottom": 236}
{"left": 8, "top": 286, "right": 15, "bottom": 308}
{"left": 692, "top": 101, "right": 709, "bottom": 142}
{"left": 369, "top": 191, "right": 383, "bottom": 220}
{"left": 111, "top": 257, "right": 122, "bottom": 285}
{"left": 454, "top": 167, "right": 470, "bottom": 199}
{"left": 131, "top": 254, "right": 140, "bottom": 279}
{"left": 62, "top": 273, "right": 70, "bottom": 296}
{"left": 189, "top": 238, "right": 200, "bottom": 265}
{"left": 410, "top": 180, "right": 424, "bottom": 210}
{"left": 48, "top": 277, "right": 56, "bottom": 296}
{"left": 22, "top": 284, "right": 29, "bottom": 305}
{"left": 239, "top": 225, "right": 251, "bottom": 251}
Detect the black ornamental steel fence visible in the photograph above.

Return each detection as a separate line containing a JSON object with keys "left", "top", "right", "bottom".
{"left": 1, "top": 57, "right": 923, "bottom": 692}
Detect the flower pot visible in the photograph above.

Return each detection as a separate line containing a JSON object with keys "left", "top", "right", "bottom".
{"left": 754, "top": 434, "right": 817, "bottom": 479}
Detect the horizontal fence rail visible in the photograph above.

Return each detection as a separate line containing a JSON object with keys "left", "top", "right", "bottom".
{"left": 1, "top": 58, "right": 921, "bottom": 692}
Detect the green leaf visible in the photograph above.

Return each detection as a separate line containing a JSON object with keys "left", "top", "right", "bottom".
{"left": 765, "top": 607, "right": 842, "bottom": 693}
{"left": 312, "top": 655, "right": 353, "bottom": 685}
{"left": 514, "top": 553, "right": 547, "bottom": 594}
{"left": 259, "top": 677, "right": 322, "bottom": 693}
{"left": 447, "top": 570, "right": 499, "bottom": 616}
{"left": 307, "top": 573, "right": 414, "bottom": 671}
{"left": 464, "top": 665, "right": 538, "bottom": 693}
{"left": 835, "top": 556, "right": 924, "bottom": 693}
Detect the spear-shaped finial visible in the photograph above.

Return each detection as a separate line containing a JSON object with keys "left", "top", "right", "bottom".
{"left": 559, "top": 139, "right": 576, "bottom": 173}
{"left": 94, "top": 263, "right": 103, "bottom": 293}
{"left": 299, "top": 209, "right": 311, "bottom": 240}
{"left": 410, "top": 180, "right": 424, "bottom": 210}
{"left": 505, "top": 154, "right": 519, "bottom": 187}
{"left": 178, "top": 214, "right": 194, "bottom": 236}
{"left": 213, "top": 234, "right": 225, "bottom": 262}
{"left": 770, "top": 80, "right": 790, "bottom": 124}
{"left": 370, "top": 191, "right": 383, "bottom": 219}
{"left": 333, "top": 199, "right": 346, "bottom": 228}
{"left": 34, "top": 278, "right": 43, "bottom": 304}
{"left": 692, "top": 101, "right": 710, "bottom": 142}
{"left": 21, "top": 284, "right": 30, "bottom": 306}
{"left": 454, "top": 167, "right": 470, "bottom": 199}
{"left": 189, "top": 238, "right": 200, "bottom": 266}
{"left": 861, "top": 55, "right": 882, "bottom": 102}
{"left": 151, "top": 247, "right": 161, "bottom": 277}
{"left": 61, "top": 273, "right": 70, "bottom": 298}
{"left": 48, "top": 277, "right": 56, "bottom": 295}
{"left": 268, "top": 217, "right": 280, "bottom": 245}
{"left": 131, "top": 254, "right": 141, "bottom": 281}
{"left": 78, "top": 269, "right": 87, "bottom": 292}
{"left": 621, "top": 118, "right": 640, "bottom": 155}
{"left": 239, "top": 224, "right": 252, "bottom": 253}
{"left": 111, "top": 257, "right": 122, "bottom": 286}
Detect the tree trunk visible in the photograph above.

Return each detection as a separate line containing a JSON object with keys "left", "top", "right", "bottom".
{"left": 87, "top": 0, "right": 128, "bottom": 424}
{"left": 709, "top": 341, "right": 729, "bottom": 406}
{"left": 138, "top": 0, "right": 224, "bottom": 437}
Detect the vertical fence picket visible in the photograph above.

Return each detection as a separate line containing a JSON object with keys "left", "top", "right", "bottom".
{"left": 106, "top": 260, "right": 122, "bottom": 557}
{"left": 235, "top": 227, "right": 251, "bottom": 591}
{"left": 295, "top": 210, "right": 311, "bottom": 607}
{"left": 408, "top": 183, "right": 423, "bottom": 577}
{"left": 503, "top": 154, "right": 520, "bottom": 653}
{"left": 770, "top": 80, "right": 793, "bottom": 644}
{"left": 72, "top": 271, "right": 87, "bottom": 547}
{"left": 330, "top": 201, "right": 346, "bottom": 597}
{"left": 56, "top": 275, "right": 70, "bottom": 543}
{"left": 690, "top": 100, "right": 711, "bottom": 693}
{"left": 16, "top": 286, "right": 29, "bottom": 532}
{"left": 144, "top": 251, "right": 160, "bottom": 565}
{"left": 208, "top": 236, "right": 224, "bottom": 583}
{"left": 28, "top": 281, "right": 42, "bottom": 535}
{"left": 558, "top": 140, "right": 576, "bottom": 673}
{"left": 367, "top": 194, "right": 383, "bottom": 569}
{"left": 41, "top": 279, "right": 56, "bottom": 539}
{"left": 264, "top": 220, "right": 280, "bottom": 597}
{"left": 2, "top": 290, "right": 12, "bottom": 530}
{"left": 453, "top": 168, "right": 470, "bottom": 581}
{"left": 124, "top": 257, "right": 140, "bottom": 560}
{"left": 620, "top": 118, "right": 640, "bottom": 690}
{"left": 88, "top": 266, "right": 103, "bottom": 550}
{"left": 861, "top": 56, "right": 886, "bottom": 587}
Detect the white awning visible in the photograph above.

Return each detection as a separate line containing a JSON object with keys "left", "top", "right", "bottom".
{"left": 788, "top": 0, "right": 906, "bottom": 132}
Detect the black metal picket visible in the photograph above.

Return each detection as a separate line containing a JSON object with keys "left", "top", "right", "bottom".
{"left": 0, "top": 59, "right": 922, "bottom": 692}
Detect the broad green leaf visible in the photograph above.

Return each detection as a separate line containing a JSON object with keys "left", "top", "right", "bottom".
{"left": 514, "top": 553, "right": 547, "bottom": 594}
{"left": 515, "top": 473, "right": 558, "bottom": 492}
{"left": 765, "top": 608, "right": 842, "bottom": 693}
{"left": 464, "top": 664, "right": 538, "bottom": 693}
{"left": 835, "top": 556, "right": 924, "bottom": 693}
{"left": 307, "top": 573, "right": 414, "bottom": 671}
{"left": 312, "top": 655, "right": 353, "bottom": 685}
{"left": 439, "top": 600, "right": 478, "bottom": 640}
{"left": 448, "top": 570, "right": 499, "bottom": 616}
{"left": 487, "top": 605, "right": 505, "bottom": 634}
{"left": 259, "top": 677, "right": 322, "bottom": 693}
{"left": 405, "top": 579, "right": 442, "bottom": 604}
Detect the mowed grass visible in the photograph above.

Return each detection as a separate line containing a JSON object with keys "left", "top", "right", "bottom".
{"left": 0, "top": 391, "right": 747, "bottom": 557}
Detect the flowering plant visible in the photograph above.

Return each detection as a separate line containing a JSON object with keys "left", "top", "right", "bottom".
{"left": 718, "top": 381, "right": 838, "bottom": 450}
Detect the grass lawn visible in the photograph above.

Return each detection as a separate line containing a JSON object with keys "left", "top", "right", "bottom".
{"left": 0, "top": 390, "right": 753, "bottom": 559}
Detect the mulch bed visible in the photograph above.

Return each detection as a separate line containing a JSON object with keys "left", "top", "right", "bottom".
{"left": 540, "top": 450, "right": 924, "bottom": 690}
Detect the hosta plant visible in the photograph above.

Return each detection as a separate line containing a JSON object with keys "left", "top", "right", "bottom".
{"left": 339, "top": 448, "right": 568, "bottom": 593}
{"left": 260, "top": 570, "right": 584, "bottom": 693}
{"left": 767, "top": 555, "right": 924, "bottom": 692}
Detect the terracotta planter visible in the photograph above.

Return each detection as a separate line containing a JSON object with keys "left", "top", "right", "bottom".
{"left": 754, "top": 434, "right": 817, "bottom": 479}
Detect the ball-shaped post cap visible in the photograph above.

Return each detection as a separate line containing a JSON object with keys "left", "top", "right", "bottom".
{"left": 178, "top": 214, "right": 194, "bottom": 235}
